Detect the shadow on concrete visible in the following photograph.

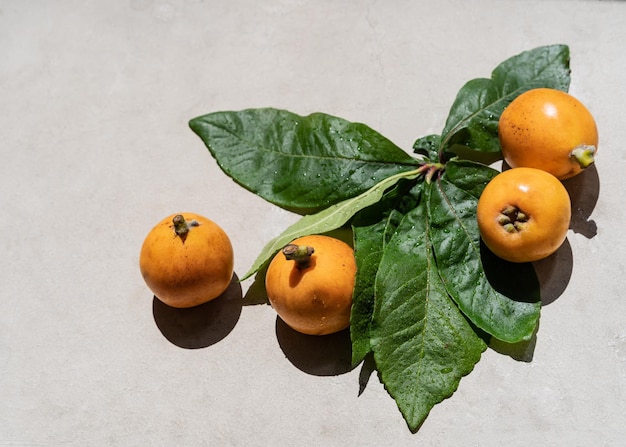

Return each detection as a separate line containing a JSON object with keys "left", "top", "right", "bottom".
{"left": 152, "top": 274, "right": 243, "bottom": 349}
{"left": 562, "top": 163, "right": 600, "bottom": 239}
{"left": 275, "top": 317, "right": 354, "bottom": 376}
{"left": 533, "top": 238, "right": 574, "bottom": 306}
{"left": 242, "top": 266, "right": 270, "bottom": 306}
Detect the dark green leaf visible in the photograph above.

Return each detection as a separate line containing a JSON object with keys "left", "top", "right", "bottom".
{"left": 189, "top": 108, "right": 420, "bottom": 212}
{"left": 371, "top": 194, "right": 486, "bottom": 432}
{"left": 428, "top": 160, "right": 541, "bottom": 342}
{"left": 350, "top": 181, "right": 420, "bottom": 366}
{"left": 412, "top": 134, "right": 441, "bottom": 161}
{"left": 441, "top": 44, "right": 571, "bottom": 154}
{"left": 443, "top": 158, "right": 498, "bottom": 197}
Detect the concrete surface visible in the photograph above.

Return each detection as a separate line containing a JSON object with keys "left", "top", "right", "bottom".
{"left": 2, "top": 1, "right": 625, "bottom": 445}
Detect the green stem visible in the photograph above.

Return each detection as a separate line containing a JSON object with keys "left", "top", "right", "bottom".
{"left": 172, "top": 215, "right": 199, "bottom": 239}
{"left": 570, "top": 145, "right": 596, "bottom": 169}
{"left": 282, "top": 244, "right": 315, "bottom": 269}
{"left": 418, "top": 162, "right": 445, "bottom": 184}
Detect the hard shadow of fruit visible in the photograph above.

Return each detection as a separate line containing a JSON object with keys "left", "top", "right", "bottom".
{"left": 480, "top": 240, "right": 542, "bottom": 304}
{"left": 480, "top": 237, "right": 573, "bottom": 362}
{"left": 533, "top": 238, "right": 574, "bottom": 306}
{"left": 562, "top": 164, "right": 600, "bottom": 239}
{"left": 275, "top": 317, "right": 354, "bottom": 376}
{"left": 152, "top": 274, "right": 243, "bottom": 349}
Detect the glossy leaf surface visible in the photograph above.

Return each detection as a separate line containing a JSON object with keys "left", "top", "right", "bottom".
{"left": 429, "top": 160, "right": 541, "bottom": 343}
{"left": 190, "top": 109, "right": 420, "bottom": 212}
{"left": 371, "top": 191, "right": 486, "bottom": 432}
{"left": 350, "top": 181, "right": 420, "bottom": 366}
{"left": 440, "top": 44, "right": 571, "bottom": 154}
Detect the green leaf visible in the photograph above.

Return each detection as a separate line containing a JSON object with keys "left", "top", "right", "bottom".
{"left": 350, "top": 181, "right": 420, "bottom": 366}
{"left": 189, "top": 108, "right": 420, "bottom": 212}
{"left": 412, "top": 134, "right": 441, "bottom": 161}
{"left": 443, "top": 158, "right": 498, "bottom": 197}
{"left": 371, "top": 192, "right": 487, "bottom": 432}
{"left": 428, "top": 160, "right": 541, "bottom": 342}
{"left": 241, "top": 168, "right": 423, "bottom": 280}
{"left": 441, "top": 44, "right": 571, "bottom": 154}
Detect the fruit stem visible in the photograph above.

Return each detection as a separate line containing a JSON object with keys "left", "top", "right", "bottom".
{"left": 172, "top": 214, "right": 199, "bottom": 239}
{"left": 417, "top": 162, "right": 445, "bottom": 184}
{"left": 282, "top": 244, "right": 315, "bottom": 270}
{"left": 570, "top": 144, "right": 596, "bottom": 169}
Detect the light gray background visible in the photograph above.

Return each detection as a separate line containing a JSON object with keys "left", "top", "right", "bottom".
{"left": 2, "top": 1, "right": 625, "bottom": 445}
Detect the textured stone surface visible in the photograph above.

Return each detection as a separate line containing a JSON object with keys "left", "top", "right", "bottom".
{"left": 1, "top": 1, "right": 625, "bottom": 445}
